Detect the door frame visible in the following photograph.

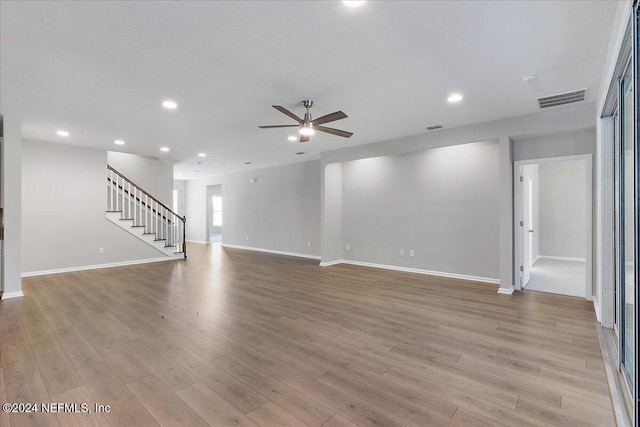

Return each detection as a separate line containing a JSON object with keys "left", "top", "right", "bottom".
{"left": 513, "top": 154, "right": 593, "bottom": 300}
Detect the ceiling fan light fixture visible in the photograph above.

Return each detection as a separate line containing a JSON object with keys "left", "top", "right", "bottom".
{"left": 299, "top": 126, "right": 315, "bottom": 136}
{"left": 343, "top": 0, "right": 366, "bottom": 8}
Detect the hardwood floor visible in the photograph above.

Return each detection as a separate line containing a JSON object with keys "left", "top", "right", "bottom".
{"left": 1, "top": 243, "right": 615, "bottom": 426}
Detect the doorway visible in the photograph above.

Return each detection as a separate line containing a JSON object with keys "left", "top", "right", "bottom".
{"left": 515, "top": 156, "right": 592, "bottom": 298}
{"left": 206, "top": 184, "right": 222, "bottom": 243}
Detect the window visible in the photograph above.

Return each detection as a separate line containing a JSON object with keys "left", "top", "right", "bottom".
{"left": 212, "top": 196, "right": 222, "bottom": 227}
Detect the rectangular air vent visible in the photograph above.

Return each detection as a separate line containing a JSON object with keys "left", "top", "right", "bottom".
{"left": 537, "top": 89, "right": 586, "bottom": 108}
{"left": 426, "top": 124, "right": 443, "bottom": 131}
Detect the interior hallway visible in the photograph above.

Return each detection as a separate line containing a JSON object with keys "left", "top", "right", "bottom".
{"left": 525, "top": 258, "right": 586, "bottom": 298}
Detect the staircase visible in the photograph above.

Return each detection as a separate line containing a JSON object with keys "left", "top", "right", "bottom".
{"left": 106, "top": 165, "right": 186, "bottom": 259}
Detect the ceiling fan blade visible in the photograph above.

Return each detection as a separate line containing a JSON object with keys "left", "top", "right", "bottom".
{"left": 313, "top": 111, "right": 348, "bottom": 125}
{"left": 316, "top": 125, "right": 353, "bottom": 138}
{"left": 273, "top": 105, "right": 303, "bottom": 123}
{"left": 299, "top": 134, "right": 310, "bottom": 143}
{"left": 258, "top": 125, "right": 299, "bottom": 128}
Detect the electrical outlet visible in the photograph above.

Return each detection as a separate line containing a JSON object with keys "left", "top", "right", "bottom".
{"left": 409, "top": 250, "right": 415, "bottom": 257}
{"left": 345, "top": 244, "right": 350, "bottom": 251}
{"left": 400, "top": 249, "right": 404, "bottom": 256}
{"left": 99, "top": 248, "right": 104, "bottom": 254}
{"left": 307, "top": 241, "right": 312, "bottom": 247}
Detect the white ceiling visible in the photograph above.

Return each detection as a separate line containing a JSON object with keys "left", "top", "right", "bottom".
{"left": 1, "top": 1, "right": 619, "bottom": 179}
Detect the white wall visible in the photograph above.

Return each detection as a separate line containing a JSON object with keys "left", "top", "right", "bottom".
{"left": 186, "top": 160, "right": 321, "bottom": 257}
{"left": 341, "top": 140, "right": 500, "bottom": 280}
{"left": 1, "top": 116, "right": 22, "bottom": 296}
{"left": 108, "top": 151, "right": 173, "bottom": 206}
{"left": 173, "top": 180, "right": 186, "bottom": 216}
{"left": 522, "top": 164, "right": 540, "bottom": 263}
{"left": 22, "top": 140, "right": 169, "bottom": 273}
{"left": 538, "top": 160, "right": 587, "bottom": 259}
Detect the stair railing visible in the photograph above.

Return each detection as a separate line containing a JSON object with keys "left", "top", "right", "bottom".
{"left": 107, "top": 165, "right": 186, "bottom": 258}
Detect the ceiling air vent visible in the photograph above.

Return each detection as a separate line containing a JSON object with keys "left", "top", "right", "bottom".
{"left": 537, "top": 89, "right": 586, "bottom": 109}
{"left": 426, "top": 124, "right": 443, "bottom": 131}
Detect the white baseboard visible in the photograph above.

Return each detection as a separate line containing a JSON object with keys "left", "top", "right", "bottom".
{"left": 532, "top": 255, "right": 540, "bottom": 265}
{"left": 2, "top": 290, "right": 24, "bottom": 299}
{"left": 186, "top": 240, "right": 209, "bottom": 244}
{"left": 319, "top": 260, "right": 344, "bottom": 267}
{"left": 21, "top": 257, "right": 181, "bottom": 278}
{"left": 221, "top": 244, "right": 321, "bottom": 260}
{"left": 497, "top": 286, "right": 515, "bottom": 295}
{"left": 538, "top": 255, "right": 586, "bottom": 263}
{"left": 320, "top": 259, "right": 499, "bottom": 285}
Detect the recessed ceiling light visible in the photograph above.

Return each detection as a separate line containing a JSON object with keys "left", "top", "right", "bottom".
{"left": 343, "top": 0, "right": 366, "bottom": 7}
{"left": 56, "top": 130, "right": 69, "bottom": 137}
{"left": 160, "top": 147, "right": 170, "bottom": 152}
{"left": 162, "top": 100, "right": 178, "bottom": 110}
{"left": 114, "top": 139, "right": 125, "bottom": 145}
{"left": 522, "top": 73, "right": 537, "bottom": 82}
{"left": 197, "top": 152, "right": 206, "bottom": 157}
{"left": 447, "top": 93, "right": 463, "bottom": 103}
{"left": 194, "top": 170, "right": 200, "bottom": 173}
{"left": 296, "top": 152, "right": 306, "bottom": 155}
{"left": 288, "top": 136, "right": 297, "bottom": 142}
{"left": 244, "top": 162, "right": 253, "bottom": 165}
{"left": 177, "top": 173, "right": 183, "bottom": 177}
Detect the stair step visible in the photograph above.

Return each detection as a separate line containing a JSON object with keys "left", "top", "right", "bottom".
{"left": 119, "top": 218, "right": 135, "bottom": 221}
{"left": 143, "top": 232, "right": 155, "bottom": 235}
{"left": 106, "top": 210, "right": 122, "bottom": 213}
{"left": 131, "top": 225, "right": 146, "bottom": 228}
{"left": 154, "top": 239, "right": 166, "bottom": 242}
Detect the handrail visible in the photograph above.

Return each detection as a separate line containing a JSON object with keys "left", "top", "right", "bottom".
{"left": 107, "top": 164, "right": 186, "bottom": 258}
{"left": 108, "top": 165, "right": 183, "bottom": 222}
{"left": 108, "top": 177, "right": 174, "bottom": 223}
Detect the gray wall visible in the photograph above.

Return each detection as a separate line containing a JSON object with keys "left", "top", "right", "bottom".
{"left": 22, "top": 140, "right": 169, "bottom": 273}
{"left": 108, "top": 151, "right": 173, "bottom": 206}
{"left": 321, "top": 163, "right": 343, "bottom": 263}
{"left": 185, "top": 160, "right": 321, "bottom": 257}
{"left": 341, "top": 140, "right": 500, "bottom": 280}
{"left": 538, "top": 160, "right": 587, "bottom": 259}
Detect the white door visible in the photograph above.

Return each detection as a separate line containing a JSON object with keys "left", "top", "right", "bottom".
{"left": 522, "top": 177, "right": 533, "bottom": 286}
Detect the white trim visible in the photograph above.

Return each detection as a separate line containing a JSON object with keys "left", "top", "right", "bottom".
{"left": 319, "top": 260, "right": 344, "bottom": 267}
{"left": 186, "top": 240, "right": 209, "bottom": 244}
{"left": 221, "top": 244, "right": 321, "bottom": 260}
{"left": 515, "top": 154, "right": 593, "bottom": 165}
{"left": 532, "top": 255, "right": 541, "bottom": 265}
{"left": 513, "top": 154, "right": 593, "bottom": 300}
{"left": 590, "top": 296, "right": 602, "bottom": 323}
{"left": 497, "top": 286, "right": 515, "bottom": 295}
{"left": 538, "top": 255, "right": 587, "bottom": 263}
{"left": 322, "top": 259, "right": 499, "bottom": 284}
{"left": 21, "top": 257, "right": 180, "bottom": 277}
{"left": 2, "top": 291, "right": 24, "bottom": 299}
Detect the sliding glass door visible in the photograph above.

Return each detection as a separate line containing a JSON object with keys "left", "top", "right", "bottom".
{"left": 619, "top": 61, "right": 636, "bottom": 393}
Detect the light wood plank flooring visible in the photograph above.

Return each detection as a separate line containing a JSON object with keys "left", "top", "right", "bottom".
{"left": 1, "top": 243, "right": 615, "bottom": 426}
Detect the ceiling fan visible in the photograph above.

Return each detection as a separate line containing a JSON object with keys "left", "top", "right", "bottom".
{"left": 259, "top": 100, "right": 353, "bottom": 142}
